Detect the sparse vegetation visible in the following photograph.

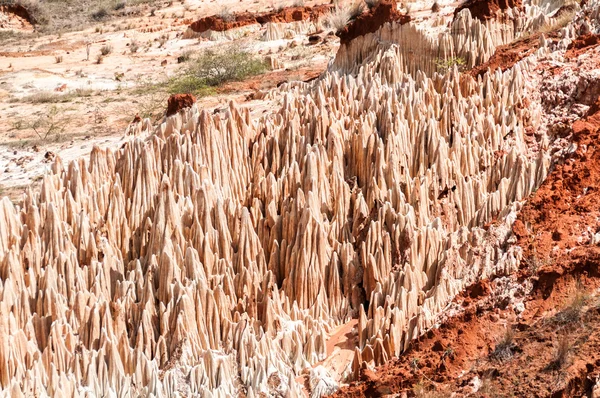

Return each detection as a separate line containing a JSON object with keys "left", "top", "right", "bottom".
{"left": 435, "top": 56, "right": 467, "bottom": 73}
{"left": 168, "top": 46, "right": 267, "bottom": 95}
{"left": 324, "top": 5, "right": 352, "bottom": 31}
{"left": 130, "top": 39, "right": 140, "bottom": 53}
{"left": 492, "top": 327, "right": 515, "bottom": 361}
{"left": 413, "top": 381, "right": 448, "bottom": 398}
{"left": 553, "top": 283, "right": 589, "bottom": 325}
{"left": 157, "top": 33, "right": 169, "bottom": 48}
{"left": 20, "top": 105, "right": 72, "bottom": 142}
{"left": 547, "top": 335, "right": 570, "bottom": 370}
{"left": 55, "top": 55, "right": 63, "bottom": 64}
{"left": 539, "top": 10, "right": 576, "bottom": 33}
{"left": 2, "top": 0, "right": 160, "bottom": 34}
{"left": 323, "top": 2, "right": 365, "bottom": 31}
{"left": 365, "top": 0, "right": 381, "bottom": 9}
{"left": 177, "top": 50, "right": 193, "bottom": 63}
{"left": 91, "top": 7, "right": 109, "bottom": 21}
{"left": 432, "top": 1, "right": 440, "bottom": 12}
{"left": 0, "top": 30, "right": 33, "bottom": 44}
{"left": 100, "top": 44, "right": 113, "bottom": 56}
{"left": 14, "top": 89, "right": 94, "bottom": 104}
{"left": 218, "top": 5, "right": 234, "bottom": 22}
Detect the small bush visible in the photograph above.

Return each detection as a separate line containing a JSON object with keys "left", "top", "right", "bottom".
{"left": 435, "top": 57, "right": 466, "bottom": 73}
{"left": 167, "top": 75, "right": 214, "bottom": 96}
{"left": 113, "top": 1, "right": 126, "bottom": 10}
{"left": 100, "top": 44, "right": 113, "bottom": 56}
{"left": 431, "top": 1, "right": 440, "bottom": 12}
{"left": 177, "top": 50, "right": 193, "bottom": 63}
{"left": 92, "top": 8, "right": 109, "bottom": 21}
{"left": 547, "top": 335, "right": 570, "bottom": 370}
{"left": 55, "top": 55, "right": 63, "bottom": 63}
{"left": 157, "top": 33, "right": 169, "bottom": 48}
{"left": 130, "top": 40, "right": 140, "bottom": 53}
{"left": 553, "top": 286, "right": 589, "bottom": 325}
{"left": 324, "top": 5, "right": 352, "bottom": 31}
{"left": 218, "top": 5, "right": 234, "bottom": 22}
{"left": 186, "top": 47, "right": 267, "bottom": 86}
{"left": 365, "top": 0, "right": 381, "bottom": 9}
{"left": 168, "top": 47, "right": 266, "bottom": 96}
{"left": 492, "top": 327, "right": 515, "bottom": 361}
{"left": 96, "top": 54, "right": 104, "bottom": 64}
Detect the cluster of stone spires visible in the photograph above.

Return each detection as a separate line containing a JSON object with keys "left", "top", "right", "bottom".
{"left": 1, "top": 0, "right": 597, "bottom": 395}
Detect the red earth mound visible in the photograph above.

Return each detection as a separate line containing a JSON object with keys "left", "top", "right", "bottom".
{"left": 469, "top": 31, "right": 560, "bottom": 77}
{"left": 189, "top": 5, "right": 333, "bottom": 33}
{"left": 565, "top": 33, "right": 600, "bottom": 59}
{"left": 166, "top": 94, "right": 196, "bottom": 116}
{"left": 454, "top": 0, "right": 522, "bottom": 20}
{"left": 337, "top": 0, "right": 410, "bottom": 45}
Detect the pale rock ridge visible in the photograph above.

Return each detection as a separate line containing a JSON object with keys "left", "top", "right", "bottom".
{"left": 262, "top": 21, "right": 320, "bottom": 41}
{"left": 1, "top": 1, "right": 598, "bottom": 396}
{"left": 333, "top": 0, "right": 577, "bottom": 75}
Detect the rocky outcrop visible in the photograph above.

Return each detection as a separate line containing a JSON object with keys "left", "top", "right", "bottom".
{"left": 566, "top": 33, "right": 600, "bottom": 58}
{"left": 336, "top": 0, "right": 410, "bottom": 45}
{"left": 0, "top": 4, "right": 34, "bottom": 31}
{"left": 454, "top": 0, "right": 523, "bottom": 21}
{"left": 189, "top": 5, "right": 333, "bottom": 34}
{"left": 166, "top": 93, "right": 196, "bottom": 117}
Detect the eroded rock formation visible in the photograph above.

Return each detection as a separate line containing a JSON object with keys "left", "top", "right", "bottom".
{"left": 188, "top": 5, "right": 333, "bottom": 34}
{"left": 336, "top": 0, "right": 410, "bottom": 45}
{"left": 1, "top": 0, "right": 598, "bottom": 396}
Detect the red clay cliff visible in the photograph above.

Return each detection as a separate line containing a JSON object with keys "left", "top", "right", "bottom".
{"left": 337, "top": 0, "right": 410, "bottom": 45}
{"left": 189, "top": 5, "right": 333, "bottom": 33}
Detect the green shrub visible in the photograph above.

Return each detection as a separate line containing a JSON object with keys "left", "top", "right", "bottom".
{"left": 167, "top": 75, "right": 214, "bottom": 96}
{"left": 435, "top": 57, "right": 467, "bottom": 73}
{"left": 168, "top": 47, "right": 267, "bottom": 95}
{"left": 100, "top": 44, "right": 113, "bottom": 56}
{"left": 187, "top": 47, "right": 267, "bottom": 87}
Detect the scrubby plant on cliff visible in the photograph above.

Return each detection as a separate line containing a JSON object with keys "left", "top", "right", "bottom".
{"left": 492, "top": 327, "right": 515, "bottom": 361}
{"left": 365, "top": 0, "right": 381, "bottom": 9}
{"left": 435, "top": 56, "right": 466, "bottom": 73}
{"left": 324, "top": 2, "right": 364, "bottom": 31}
{"left": 217, "top": 5, "right": 233, "bottom": 22}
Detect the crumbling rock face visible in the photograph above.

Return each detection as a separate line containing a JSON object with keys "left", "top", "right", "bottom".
{"left": 336, "top": 0, "right": 410, "bottom": 45}
{"left": 454, "top": 0, "right": 523, "bottom": 21}
{"left": 0, "top": 4, "right": 34, "bottom": 31}
{"left": 565, "top": 33, "right": 600, "bottom": 57}
{"left": 189, "top": 5, "right": 333, "bottom": 34}
{"left": 166, "top": 94, "right": 197, "bottom": 117}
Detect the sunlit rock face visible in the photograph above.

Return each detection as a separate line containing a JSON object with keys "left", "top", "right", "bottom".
{"left": 1, "top": 0, "right": 598, "bottom": 395}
